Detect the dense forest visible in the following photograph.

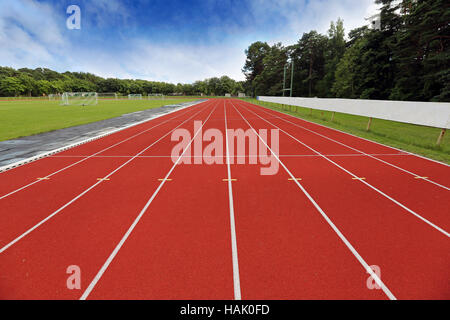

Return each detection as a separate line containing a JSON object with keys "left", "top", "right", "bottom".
{"left": 0, "top": 66, "right": 244, "bottom": 97}
{"left": 1, "top": 0, "right": 448, "bottom": 101}
{"left": 243, "top": 0, "right": 449, "bottom": 101}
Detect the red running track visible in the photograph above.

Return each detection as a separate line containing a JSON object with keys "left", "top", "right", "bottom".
{"left": 0, "top": 99, "right": 448, "bottom": 300}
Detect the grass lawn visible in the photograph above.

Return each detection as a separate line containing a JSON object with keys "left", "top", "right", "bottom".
{"left": 0, "top": 98, "right": 199, "bottom": 141}
{"left": 243, "top": 98, "right": 450, "bottom": 164}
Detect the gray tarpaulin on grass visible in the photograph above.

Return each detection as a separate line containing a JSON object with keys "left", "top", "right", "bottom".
{"left": 0, "top": 100, "right": 205, "bottom": 168}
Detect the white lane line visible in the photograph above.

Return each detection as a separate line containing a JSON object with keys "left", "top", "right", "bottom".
{"left": 237, "top": 101, "right": 450, "bottom": 238}
{"left": 0, "top": 102, "right": 205, "bottom": 201}
{"left": 245, "top": 101, "right": 450, "bottom": 190}
{"left": 229, "top": 100, "right": 397, "bottom": 300}
{"left": 80, "top": 102, "right": 218, "bottom": 300}
{"left": 47, "top": 152, "right": 411, "bottom": 159}
{"left": 224, "top": 101, "right": 242, "bottom": 300}
{"left": 0, "top": 102, "right": 212, "bottom": 254}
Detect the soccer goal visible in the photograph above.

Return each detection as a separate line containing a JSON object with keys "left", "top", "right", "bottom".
{"left": 128, "top": 94, "right": 143, "bottom": 100}
{"left": 148, "top": 93, "right": 165, "bottom": 100}
{"left": 61, "top": 92, "right": 98, "bottom": 106}
{"left": 98, "top": 92, "right": 118, "bottom": 100}
{"left": 48, "top": 93, "right": 61, "bottom": 101}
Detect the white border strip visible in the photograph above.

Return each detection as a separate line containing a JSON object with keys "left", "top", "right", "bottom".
{"left": 258, "top": 96, "right": 450, "bottom": 129}
{"left": 250, "top": 100, "right": 450, "bottom": 168}
{"left": 0, "top": 100, "right": 206, "bottom": 173}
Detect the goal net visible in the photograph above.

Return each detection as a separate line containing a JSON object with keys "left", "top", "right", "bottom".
{"left": 98, "top": 92, "right": 118, "bottom": 100}
{"left": 48, "top": 93, "right": 61, "bottom": 101}
{"left": 61, "top": 92, "right": 98, "bottom": 106}
{"left": 148, "top": 93, "right": 165, "bottom": 100}
{"left": 128, "top": 94, "right": 143, "bottom": 100}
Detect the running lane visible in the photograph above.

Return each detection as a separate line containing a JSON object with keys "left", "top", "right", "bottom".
{"left": 242, "top": 100, "right": 450, "bottom": 187}
{"left": 232, "top": 99, "right": 449, "bottom": 299}
{"left": 224, "top": 99, "right": 387, "bottom": 299}
{"left": 239, "top": 100, "right": 450, "bottom": 231}
{"left": 0, "top": 102, "right": 210, "bottom": 250}
{"left": 0, "top": 101, "right": 215, "bottom": 299}
{"left": 84, "top": 100, "right": 236, "bottom": 299}
{"left": 0, "top": 100, "right": 203, "bottom": 196}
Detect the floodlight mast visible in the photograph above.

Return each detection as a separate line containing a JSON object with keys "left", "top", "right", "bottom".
{"left": 290, "top": 59, "right": 294, "bottom": 97}
{"left": 282, "top": 59, "right": 294, "bottom": 97}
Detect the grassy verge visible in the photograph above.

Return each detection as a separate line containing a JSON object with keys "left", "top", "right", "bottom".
{"left": 0, "top": 98, "right": 199, "bottom": 141}
{"left": 242, "top": 98, "right": 450, "bottom": 164}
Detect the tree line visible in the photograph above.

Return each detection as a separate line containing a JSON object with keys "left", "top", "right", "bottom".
{"left": 0, "top": 66, "right": 244, "bottom": 97}
{"left": 242, "top": 0, "right": 449, "bottom": 102}
{"left": 2, "top": 0, "right": 446, "bottom": 101}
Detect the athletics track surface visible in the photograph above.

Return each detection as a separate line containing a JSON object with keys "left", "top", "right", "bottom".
{"left": 0, "top": 99, "right": 448, "bottom": 299}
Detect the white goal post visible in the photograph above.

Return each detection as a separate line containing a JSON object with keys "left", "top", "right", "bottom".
{"left": 61, "top": 92, "right": 98, "bottom": 106}
{"left": 98, "top": 92, "right": 118, "bottom": 100}
{"left": 49, "top": 93, "right": 61, "bottom": 100}
{"left": 128, "top": 94, "right": 143, "bottom": 100}
{"left": 148, "top": 93, "right": 165, "bottom": 100}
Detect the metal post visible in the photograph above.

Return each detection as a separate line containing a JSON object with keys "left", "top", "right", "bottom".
{"left": 290, "top": 59, "right": 294, "bottom": 97}
{"left": 283, "top": 65, "right": 287, "bottom": 97}
{"left": 331, "top": 112, "right": 335, "bottom": 122}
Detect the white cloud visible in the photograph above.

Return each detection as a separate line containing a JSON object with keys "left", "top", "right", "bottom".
{"left": 0, "top": 0, "right": 66, "bottom": 69}
{"left": 0, "top": 0, "right": 65, "bottom": 45}
{"left": 83, "top": 0, "right": 132, "bottom": 28}
{"left": 0, "top": 0, "right": 380, "bottom": 83}
{"left": 249, "top": 0, "right": 378, "bottom": 44}
{"left": 67, "top": 41, "right": 247, "bottom": 83}
{"left": 125, "top": 41, "right": 247, "bottom": 83}
{"left": 0, "top": 0, "right": 246, "bottom": 83}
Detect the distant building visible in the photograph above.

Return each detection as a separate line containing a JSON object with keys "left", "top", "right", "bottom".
{"left": 366, "top": 0, "right": 414, "bottom": 31}
{"left": 366, "top": 13, "right": 381, "bottom": 31}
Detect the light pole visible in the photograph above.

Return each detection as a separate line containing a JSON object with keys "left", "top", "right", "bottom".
{"left": 282, "top": 59, "right": 294, "bottom": 97}
{"left": 290, "top": 59, "right": 294, "bottom": 97}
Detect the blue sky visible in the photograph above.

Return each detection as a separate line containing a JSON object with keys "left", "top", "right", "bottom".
{"left": 0, "top": 0, "right": 380, "bottom": 83}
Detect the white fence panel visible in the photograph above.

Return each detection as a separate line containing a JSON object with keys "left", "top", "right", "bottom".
{"left": 257, "top": 96, "right": 450, "bottom": 129}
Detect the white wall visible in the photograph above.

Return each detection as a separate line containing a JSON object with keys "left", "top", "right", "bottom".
{"left": 257, "top": 96, "right": 450, "bottom": 129}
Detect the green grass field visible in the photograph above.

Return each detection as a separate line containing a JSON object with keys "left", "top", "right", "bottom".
{"left": 0, "top": 98, "right": 198, "bottom": 141}
{"left": 243, "top": 98, "right": 450, "bottom": 164}
{"left": 2, "top": 97, "right": 448, "bottom": 164}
